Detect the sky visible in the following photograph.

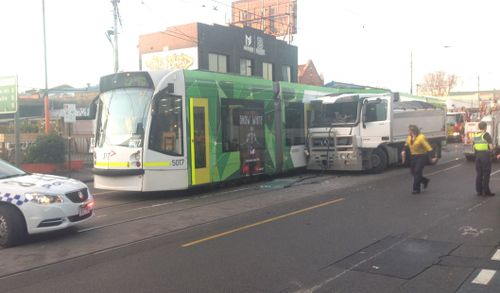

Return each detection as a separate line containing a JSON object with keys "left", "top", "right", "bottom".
{"left": 1, "top": 0, "right": 500, "bottom": 94}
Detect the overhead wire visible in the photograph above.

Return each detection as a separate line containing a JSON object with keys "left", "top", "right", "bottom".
{"left": 208, "top": 0, "right": 297, "bottom": 34}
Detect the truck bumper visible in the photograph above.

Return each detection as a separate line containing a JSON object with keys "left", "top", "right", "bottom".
{"left": 307, "top": 151, "right": 363, "bottom": 171}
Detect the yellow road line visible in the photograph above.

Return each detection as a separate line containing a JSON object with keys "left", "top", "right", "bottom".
{"left": 181, "top": 197, "right": 345, "bottom": 248}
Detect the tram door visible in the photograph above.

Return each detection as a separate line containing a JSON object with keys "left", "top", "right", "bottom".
{"left": 190, "top": 98, "right": 210, "bottom": 185}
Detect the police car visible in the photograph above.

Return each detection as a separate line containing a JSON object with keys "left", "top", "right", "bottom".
{"left": 0, "top": 159, "right": 94, "bottom": 247}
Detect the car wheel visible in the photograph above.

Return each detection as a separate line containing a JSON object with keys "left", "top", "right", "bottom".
{"left": 0, "top": 205, "right": 26, "bottom": 248}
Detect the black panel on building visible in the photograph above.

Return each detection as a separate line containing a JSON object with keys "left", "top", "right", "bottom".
{"left": 196, "top": 23, "right": 298, "bottom": 82}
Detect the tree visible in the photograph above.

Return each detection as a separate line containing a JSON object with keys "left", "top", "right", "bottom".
{"left": 24, "top": 132, "right": 66, "bottom": 164}
{"left": 420, "top": 71, "right": 459, "bottom": 96}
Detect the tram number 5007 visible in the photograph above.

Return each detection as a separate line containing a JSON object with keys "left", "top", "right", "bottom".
{"left": 172, "top": 159, "right": 185, "bottom": 167}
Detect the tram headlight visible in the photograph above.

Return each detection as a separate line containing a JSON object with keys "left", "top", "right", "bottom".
{"left": 346, "top": 153, "right": 352, "bottom": 160}
{"left": 340, "top": 153, "right": 347, "bottom": 160}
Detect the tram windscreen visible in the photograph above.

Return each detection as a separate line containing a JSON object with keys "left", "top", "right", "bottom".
{"left": 96, "top": 88, "right": 153, "bottom": 147}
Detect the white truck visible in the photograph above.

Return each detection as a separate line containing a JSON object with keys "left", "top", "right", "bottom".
{"left": 306, "top": 93, "right": 446, "bottom": 173}
{"left": 463, "top": 111, "right": 500, "bottom": 161}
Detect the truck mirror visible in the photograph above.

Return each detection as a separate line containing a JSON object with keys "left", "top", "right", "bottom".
{"left": 362, "top": 100, "right": 368, "bottom": 128}
{"left": 310, "top": 100, "right": 323, "bottom": 111}
{"left": 88, "top": 95, "right": 98, "bottom": 120}
{"left": 392, "top": 92, "right": 400, "bottom": 102}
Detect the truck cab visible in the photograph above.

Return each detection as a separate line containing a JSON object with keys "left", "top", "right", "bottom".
{"left": 306, "top": 93, "right": 446, "bottom": 173}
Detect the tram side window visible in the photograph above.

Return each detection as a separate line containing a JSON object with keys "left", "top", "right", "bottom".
{"left": 149, "top": 94, "right": 183, "bottom": 156}
{"left": 221, "top": 99, "right": 265, "bottom": 152}
{"left": 222, "top": 99, "right": 242, "bottom": 152}
{"left": 285, "top": 103, "right": 305, "bottom": 146}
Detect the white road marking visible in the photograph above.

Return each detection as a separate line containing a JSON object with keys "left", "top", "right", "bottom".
{"left": 92, "top": 190, "right": 118, "bottom": 196}
{"left": 425, "top": 164, "right": 462, "bottom": 176}
{"left": 472, "top": 269, "right": 496, "bottom": 285}
{"left": 491, "top": 169, "right": 500, "bottom": 176}
{"left": 491, "top": 249, "right": 500, "bottom": 261}
{"left": 151, "top": 202, "right": 173, "bottom": 208}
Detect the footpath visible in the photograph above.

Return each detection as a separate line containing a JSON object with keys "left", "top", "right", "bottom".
{"left": 53, "top": 165, "right": 94, "bottom": 183}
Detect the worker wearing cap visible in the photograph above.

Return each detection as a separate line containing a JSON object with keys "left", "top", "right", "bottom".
{"left": 474, "top": 121, "right": 495, "bottom": 196}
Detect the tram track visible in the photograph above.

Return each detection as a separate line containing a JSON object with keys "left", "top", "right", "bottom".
{"left": 0, "top": 157, "right": 467, "bottom": 281}
{"left": 83, "top": 154, "right": 467, "bottom": 233}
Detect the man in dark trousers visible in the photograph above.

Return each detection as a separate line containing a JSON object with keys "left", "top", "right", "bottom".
{"left": 474, "top": 121, "right": 495, "bottom": 196}
{"left": 401, "top": 125, "right": 438, "bottom": 194}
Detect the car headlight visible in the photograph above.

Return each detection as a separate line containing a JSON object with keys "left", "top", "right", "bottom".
{"left": 25, "top": 192, "right": 64, "bottom": 204}
{"left": 453, "top": 132, "right": 460, "bottom": 136}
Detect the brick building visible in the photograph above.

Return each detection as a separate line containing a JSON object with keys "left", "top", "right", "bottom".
{"left": 298, "top": 60, "right": 324, "bottom": 86}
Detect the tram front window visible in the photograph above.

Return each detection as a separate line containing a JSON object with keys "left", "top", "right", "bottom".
{"left": 96, "top": 88, "right": 153, "bottom": 147}
{"left": 149, "top": 93, "right": 183, "bottom": 156}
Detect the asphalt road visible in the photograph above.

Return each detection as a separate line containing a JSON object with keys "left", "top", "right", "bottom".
{"left": 2, "top": 143, "right": 500, "bottom": 292}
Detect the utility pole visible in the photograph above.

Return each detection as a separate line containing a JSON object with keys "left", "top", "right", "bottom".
{"left": 42, "top": 0, "right": 50, "bottom": 134}
{"left": 410, "top": 50, "right": 413, "bottom": 95}
{"left": 477, "top": 75, "right": 480, "bottom": 107}
{"left": 112, "top": 0, "right": 120, "bottom": 72}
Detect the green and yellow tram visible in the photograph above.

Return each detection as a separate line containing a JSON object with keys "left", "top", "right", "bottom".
{"left": 92, "top": 70, "right": 386, "bottom": 191}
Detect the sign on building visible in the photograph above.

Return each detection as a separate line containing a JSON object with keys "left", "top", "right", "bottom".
{"left": 63, "top": 103, "right": 77, "bottom": 123}
{"left": 0, "top": 76, "right": 18, "bottom": 114}
{"left": 142, "top": 47, "right": 199, "bottom": 71}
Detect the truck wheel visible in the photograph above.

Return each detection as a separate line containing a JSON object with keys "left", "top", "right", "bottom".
{"left": 0, "top": 205, "right": 26, "bottom": 248}
{"left": 370, "top": 148, "right": 388, "bottom": 173}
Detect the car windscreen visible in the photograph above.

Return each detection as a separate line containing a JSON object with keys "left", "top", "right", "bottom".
{"left": 0, "top": 160, "right": 26, "bottom": 179}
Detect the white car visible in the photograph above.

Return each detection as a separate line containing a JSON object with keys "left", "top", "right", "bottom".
{"left": 0, "top": 160, "right": 94, "bottom": 247}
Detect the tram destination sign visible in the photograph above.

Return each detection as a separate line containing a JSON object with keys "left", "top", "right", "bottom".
{"left": 0, "top": 76, "right": 18, "bottom": 114}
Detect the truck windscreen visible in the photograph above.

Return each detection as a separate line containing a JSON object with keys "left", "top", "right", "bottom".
{"left": 312, "top": 101, "right": 359, "bottom": 127}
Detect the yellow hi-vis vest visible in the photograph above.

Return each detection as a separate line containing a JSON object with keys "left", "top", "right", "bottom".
{"left": 473, "top": 132, "right": 489, "bottom": 151}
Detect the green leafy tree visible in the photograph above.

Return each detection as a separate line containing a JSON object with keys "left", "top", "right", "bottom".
{"left": 24, "top": 133, "right": 66, "bottom": 164}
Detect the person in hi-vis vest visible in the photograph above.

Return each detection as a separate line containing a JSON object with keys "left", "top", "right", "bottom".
{"left": 474, "top": 121, "right": 495, "bottom": 196}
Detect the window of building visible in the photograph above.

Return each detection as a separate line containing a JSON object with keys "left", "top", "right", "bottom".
{"left": 282, "top": 65, "right": 291, "bottom": 82}
{"left": 208, "top": 53, "right": 227, "bottom": 73}
{"left": 240, "top": 59, "right": 252, "bottom": 76}
{"left": 285, "top": 102, "right": 305, "bottom": 146}
{"left": 149, "top": 94, "right": 183, "bottom": 156}
{"left": 221, "top": 99, "right": 264, "bottom": 152}
{"left": 263, "top": 62, "right": 273, "bottom": 81}
{"left": 365, "top": 100, "right": 388, "bottom": 122}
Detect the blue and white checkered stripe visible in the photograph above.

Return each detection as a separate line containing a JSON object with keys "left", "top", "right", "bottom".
{"left": 0, "top": 193, "right": 29, "bottom": 206}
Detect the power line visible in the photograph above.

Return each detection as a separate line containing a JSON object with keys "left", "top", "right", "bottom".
{"left": 139, "top": 0, "right": 214, "bottom": 44}
{"left": 209, "top": 0, "right": 297, "bottom": 37}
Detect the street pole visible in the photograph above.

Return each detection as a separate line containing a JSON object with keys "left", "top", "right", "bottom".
{"left": 410, "top": 50, "right": 413, "bottom": 95}
{"left": 67, "top": 122, "right": 71, "bottom": 178}
{"left": 112, "top": 0, "right": 119, "bottom": 72}
{"left": 14, "top": 76, "right": 20, "bottom": 167}
{"left": 42, "top": 0, "right": 50, "bottom": 133}
{"left": 477, "top": 75, "right": 480, "bottom": 107}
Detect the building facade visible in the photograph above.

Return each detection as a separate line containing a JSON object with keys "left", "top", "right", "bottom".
{"left": 138, "top": 22, "right": 298, "bottom": 82}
